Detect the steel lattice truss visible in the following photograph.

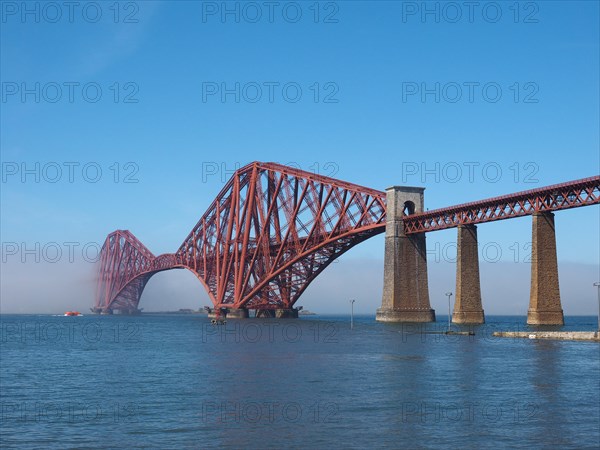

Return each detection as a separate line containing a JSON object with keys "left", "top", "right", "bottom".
{"left": 95, "top": 162, "right": 387, "bottom": 312}
{"left": 404, "top": 176, "right": 600, "bottom": 233}
{"left": 95, "top": 230, "right": 158, "bottom": 312}
{"left": 95, "top": 165, "right": 599, "bottom": 312}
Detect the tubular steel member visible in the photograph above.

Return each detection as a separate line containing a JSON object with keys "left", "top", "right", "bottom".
{"left": 95, "top": 230, "right": 157, "bottom": 314}
{"left": 95, "top": 165, "right": 598, "bottom": 318}
{"left": 95, "top": 162, "right": 387, "bottom": 314}
{"left": 176, "top": 162, "right": 387, "bottom": 312}
{"left": 94, "top": 231, "right": 185, "bottom": 314}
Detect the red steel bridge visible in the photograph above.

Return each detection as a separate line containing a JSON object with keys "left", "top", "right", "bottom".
{"left": 94, "top": 162, "right": 599, "bottom": 315}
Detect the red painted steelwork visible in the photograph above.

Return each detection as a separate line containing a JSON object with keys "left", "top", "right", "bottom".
{"left": 403, "top": 175, "right": 600, "bottom": 233}
{"left": 94, "top": 162, "right": 387, "bottom": 312}
{"left": 94, "top": 164, "right": 599, "bottom": 313}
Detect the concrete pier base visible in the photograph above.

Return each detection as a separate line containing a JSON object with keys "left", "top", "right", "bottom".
{"left": 527, "top": 212, "right": 564, "bottom": 326}
{"left": 255, "top": 309, "right": 299, "bottom": 318}
{"left": 376, "top": 186, "right": 435, "bottom": 323}
{"left": 526, "top": 310, "right": 565, "bottom": 326}
{"left": 255, "top": 309, "right": 275, "bottom": 318}
{"left": 112, "top": 308, "right": 142, "bottom": 315}
{"left": 452, "top": 310, "right": 485, "bottom": 324}
{"left": 453, "top": 224, "right": 485, "bottom": 324}
{"left": 208, "top": 308, "right": 249, "bottom": 319}
{"left": 376, "top": 308, "right": 435, "bottom": 323}
{"left": 275, "top": 309, "right": 299, "bottom": 319}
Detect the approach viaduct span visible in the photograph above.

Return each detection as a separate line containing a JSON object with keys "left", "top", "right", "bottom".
{"left": 94, "top": 162, "right": 599, "bottom": 324}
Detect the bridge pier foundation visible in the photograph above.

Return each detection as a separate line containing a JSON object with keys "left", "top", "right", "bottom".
{"left": 276, "top": 309, "right": 299, "bottom": 318}
{"left": 453, "top": 224, "right": 485, "bottom": 324}
{"left": 208, "top": 308, "right": 249, "bottom": 319}
{"left": 376, "top": 186, "right": 435, "bottom": 323}
{"left": 254, "top": 309, "right": 299, "bottom": 318}
{"left": 528, "top": 212, "right": 564, "bottom": 325}
{"left": 255, "top": 309, "right": 276, "bottom": 318}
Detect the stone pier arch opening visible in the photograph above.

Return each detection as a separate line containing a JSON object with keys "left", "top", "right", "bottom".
{"left": 404, "top": 200, "right": 416, "bottom": 216}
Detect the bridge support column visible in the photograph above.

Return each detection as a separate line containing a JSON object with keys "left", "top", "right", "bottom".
{"left": 453, "top": 224, "right": 485, "bottom": 324}
{"left": 528, "top": 212, "right": 564, "bottom": 325}
{"left": 376, "top": 186, "right": 435, "bottom": 322}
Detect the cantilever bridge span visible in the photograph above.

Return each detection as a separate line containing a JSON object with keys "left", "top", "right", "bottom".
{"left": 94, "top": 162, "right": 599, "bottom": 322}
{"left": 95, "top": 162, "right": 388, "bottom": 315}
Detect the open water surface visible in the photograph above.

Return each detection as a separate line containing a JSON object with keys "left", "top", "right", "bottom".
{"left": 1, "top": 314, "right": 599, "bottom": 449}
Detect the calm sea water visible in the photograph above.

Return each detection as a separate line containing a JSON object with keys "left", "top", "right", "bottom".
{"left": 1, "top": 314, "right": 598, "bottom": 449}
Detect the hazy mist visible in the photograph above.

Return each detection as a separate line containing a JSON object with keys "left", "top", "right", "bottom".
{"left": 1, "top": 254, "right": 598, "bottom": 316}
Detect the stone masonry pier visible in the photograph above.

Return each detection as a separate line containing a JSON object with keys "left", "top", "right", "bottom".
{"left": 376, "top": 186, "right": 435, "bottom": 322}
{"left": 452, "top": 224, "right": 485, "bottom": 324}
{"left": 527, "top": 212, "right": 564, "bottom": 325}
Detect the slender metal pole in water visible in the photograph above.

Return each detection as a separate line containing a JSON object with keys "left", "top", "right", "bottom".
{"left": 445, "top": 292, "right": 453, "bottom": 332}
{"left": 350, "top": 299, "right": 355, "bottom": 330}
{"left": 594, "top": 282, "right": 600, "bottom": 331}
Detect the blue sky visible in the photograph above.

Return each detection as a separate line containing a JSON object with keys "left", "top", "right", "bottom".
{"left": 1, "top": 1, "right": 599, "bottom": 314}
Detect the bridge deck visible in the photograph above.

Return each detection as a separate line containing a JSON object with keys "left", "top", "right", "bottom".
{"left": 404, "top": 175, "right": 599, "bottom": 233}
